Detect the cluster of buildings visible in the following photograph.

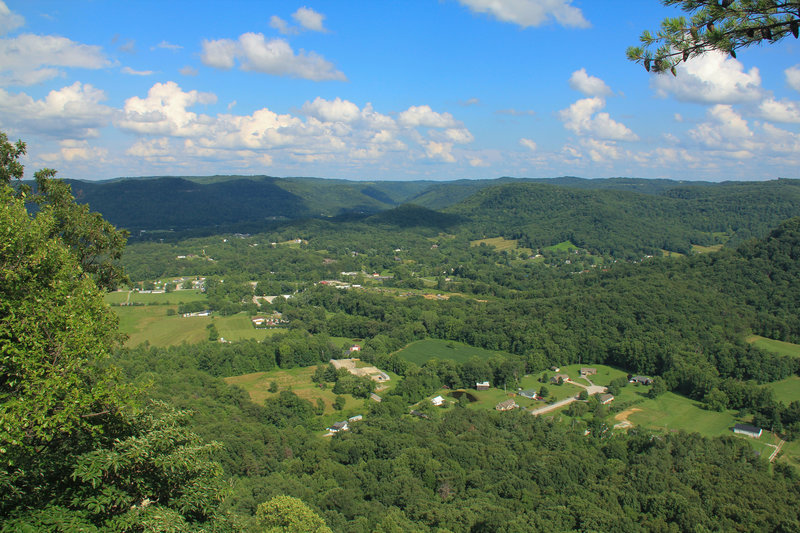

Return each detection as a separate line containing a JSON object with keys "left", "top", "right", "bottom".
{"left": 326, "top": 414, "right": 363, "bottom": 434}
{"left": 251, "top": 313, "right": 288, "bottom": 328}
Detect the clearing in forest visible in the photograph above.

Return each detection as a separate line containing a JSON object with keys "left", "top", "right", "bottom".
{"left": 113, "top": 306, "right": 282, "bottom": 347}
{"left": 762, "top": 376, "right": 800, "bottom": 405}
{"left": 691, "top": 243, "right": 723, "bottom": 253}
{"left": 543, "top": 240, "right": 578, "bottom": 252}
{"left": 470, "top": 236, "right": 518, "bottom": 251}
{"left": 225, "top": 365, "right": 398, "bottom": 413}
{"left": 747, "top": 335, "right": 800, "bottom": 358}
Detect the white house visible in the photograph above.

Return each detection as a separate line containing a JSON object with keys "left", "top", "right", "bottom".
{"left": 431, "top": 395, "right": 445, "bottom": 406}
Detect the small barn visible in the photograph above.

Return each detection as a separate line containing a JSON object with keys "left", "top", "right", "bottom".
{"left": 598, "top": 393, "right": 614, "bottom": 405}
{"left": 328, "top": 421, "right": 349, "bottom": 433}
{"left": 476, "top": 381, "right": 490, "bottom": 391}
{"left": 733, "top": 423, "right": 762, "bottom": 438}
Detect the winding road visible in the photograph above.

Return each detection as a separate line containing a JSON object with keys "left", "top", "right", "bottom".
{"left": 527, "top": 377, "right": 607, "bottom": 416}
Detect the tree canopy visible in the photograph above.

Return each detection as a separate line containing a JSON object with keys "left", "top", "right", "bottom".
{"left": 0, "top": 133, "right": 230, "bottom": 531}
{"left": 628, "top": 0, "right": 800, "bottom": 74}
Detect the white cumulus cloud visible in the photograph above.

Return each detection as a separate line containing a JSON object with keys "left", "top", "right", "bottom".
{"left": 0, "top": 82, "right": 112, "bottom": 138}
{"left": 116, "top": 81, "right": 217, "bottom": 137}
{"left": 126, "top": 137, "right": 176, "bottom": 161}
{"left": 457, "top": 0, "right": 589, "bottom": 28}
{"left": 423, "top": 141, "right": 456, "bottom": 163}
{"left": 569, "top": 68, "right": 611, "bottom": 97}
{"left": 269, "top": 16, "right": 293, "bottom": 35}
{"left": 302, "top": 96, "right": 361, "bottom": 123}
{"left": 200, "top": 33, "right": 345, "bottom": 81}
{"left": 519, "top": 138, "right": 537, "bottom": 151}
{"left": 689, "top": 105, "right": 756, "bottom": 152}
{"left": 0, "top": 1, "right": 24, "bottom": 36}
{"left": 0, "top": 34, "right": 110, "bottom": 86}
{"left": 759, "top": 98, "right": 800, "bottom": 124}
{"left": 40, "top": 139, "right": 108, "bottom": 163}
{"left": 292, "top": 7, "right": 326, "bottom": 32}
{"left": 786, "top": 65, "right": 800, "bottom": 92}
{"left": 652, "top": 51, "right": 762, "bottom": 104}
{"left": 558, "top": 97, "right": 638, "bottom": 141}
{"left": 398, "top": 105, "right": 458, "bottom": 128}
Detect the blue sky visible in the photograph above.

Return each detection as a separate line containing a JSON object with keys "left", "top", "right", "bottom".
{"left": 1, "top": 1, "right": 799, "bottom": 182}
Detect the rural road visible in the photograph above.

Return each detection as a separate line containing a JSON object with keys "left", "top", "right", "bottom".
{"left": 527, "top": 378, "right": 608, "bottom": 416}
{"left": 768, "top": 439, "right": 786, "bottom": 462}
{"left": 528, "top": 396, "right": 579, "bottom": 416}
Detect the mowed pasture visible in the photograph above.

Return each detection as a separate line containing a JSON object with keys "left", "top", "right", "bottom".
{"left": 105, "top": 289, "right": 207, "bottom": 306}
{"left": 691, "top": 243, "right": 723, "bottom": 254}
{"left": 470, "top": 236, "right": 519, "bottom": 251}
{"left": 395, "top": 339, "right": 510, "bottom": 365}
{"left": 747, "top": 335, "right": 800, "bottom": 358}
{"left": 225, "top": 365, "right": 399, "bottom": 415}
{"left": 106, "top": 289, "right": 285, "bottom": 346}
{"left": 763, "top": 375, "right": 800, "bottom": 405}
{"left": 626, "top": 392, "right": 737, "bottom": 437}
{"left": 113, "top": 306, "right": 283, "bottom": 347}
{"left": 543, "top": 240, "right": 577, "bottom": 252}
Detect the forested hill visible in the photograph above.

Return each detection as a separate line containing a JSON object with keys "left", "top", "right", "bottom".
{"left": 446, "top": 179, "right": 800, "bottom": 256}
{"left": 53, "top": 175, "right": 800, "bottom": 239}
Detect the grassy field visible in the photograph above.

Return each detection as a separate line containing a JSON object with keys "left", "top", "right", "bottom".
{"left": 691, "top": 244, "right": 723, "bottom": 254}
{"left": 781, "top": 440, "right": 800, "bottom": 469}
{"left": 470, "top": 236, "right": 516, "bottom": 250}
{"left": 114, "top": 306, "right": 283, "bottom": 347}
{"left": 470, "top": 236, "right": 525, "bottom": 252}
{"left": 395, "top": 339, "right": 510, "bottom": 365}
{"left": 661, "top": 249, "right": 684, "bottom": 257}
{"left": 105, "top": 289, "right": 207, "bottom": 306}
{"left": 224, "top": 364, "right": 399, "bottom": 417}
{"left": 762, "top": 376, "right": 800, "bottom": 404}
{"left": 543, "top": 240, "right": 577, "bottom": 252}
{"left": 747, "top": 335, "right": 800, "bottom": 358}
{"left": 626, "top": 392, "right": 737, "bottom": 437}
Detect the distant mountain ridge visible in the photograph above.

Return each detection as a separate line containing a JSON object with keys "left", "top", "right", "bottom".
{"left": 46, "top": 175, "right": 799, "bottom": 243}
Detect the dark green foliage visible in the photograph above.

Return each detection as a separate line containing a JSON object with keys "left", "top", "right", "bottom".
{"left": 263, "top": 391, "right": 314, "bottom": 427}
{"left": 333, "top": 396, "right": 345, "bottom": 411}
{"left": 331, "top": 373, "right": 375, "bottom": 398}
{"left": 1, "top": 134, "right": 229, "bottom": 531}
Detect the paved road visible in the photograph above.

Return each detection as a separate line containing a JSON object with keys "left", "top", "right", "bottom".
{"left": 528, "top": 395, "right": 579, "bottom": 416}
{"left": 527, "top": 378, "right": 608, "bottom": 416}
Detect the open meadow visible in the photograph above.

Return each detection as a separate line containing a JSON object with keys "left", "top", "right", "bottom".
{"left": 763, "top": 375, "right": 800, "bottom": 405}
{"left": 748, "top": 335, "right": 800, "bottom": 358}
{"left": 543, "top": 240, "right": 578, "bottom": 252}
{"left": 105, "top": 289, "right": 207, "bottom": 306}
{"left": 470, "top": 236, "right": 531, "bottom": 254}
{"left": 224, "top": 365, "right": 399, "bottom": 416}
